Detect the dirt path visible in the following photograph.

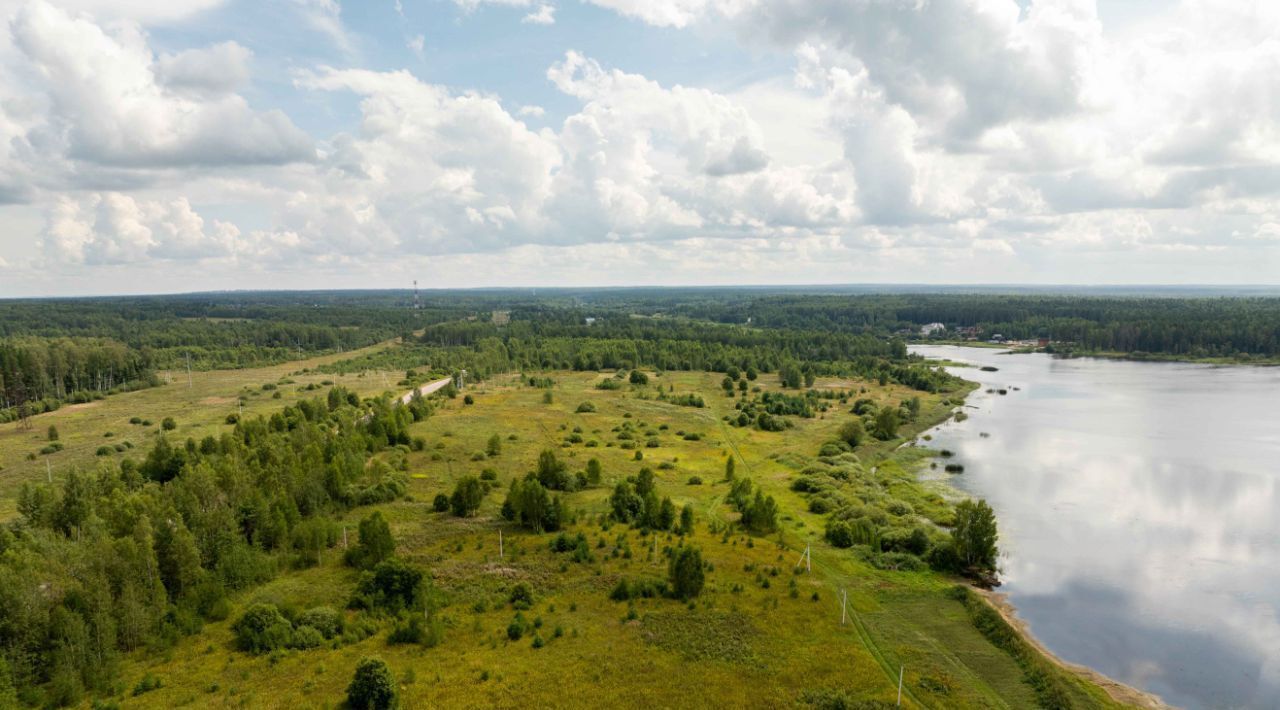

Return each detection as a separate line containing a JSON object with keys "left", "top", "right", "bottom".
{"left": 399, "top": 377, "right": 454, "bottom": 405}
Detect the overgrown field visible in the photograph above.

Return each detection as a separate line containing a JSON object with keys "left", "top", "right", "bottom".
{"left": 56, "top": 368, "right": 1126, "bottom": 709}
{"left": 0, "top": 341, "right": 417, "bottom": 517}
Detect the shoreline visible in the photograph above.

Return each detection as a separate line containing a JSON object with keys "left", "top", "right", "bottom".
{"left": 915, "top": 340, "right": 1280, "bottom": 367}
{"left": 909, "top": 359, "right": 1170, "bottom": 709}
{"left": 977, "top": 589, "right": 1170, "bottom": 709}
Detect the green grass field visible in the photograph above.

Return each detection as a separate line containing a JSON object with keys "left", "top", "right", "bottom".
{"left": 3, "top": 362, "right": 1132, "bottom": 708}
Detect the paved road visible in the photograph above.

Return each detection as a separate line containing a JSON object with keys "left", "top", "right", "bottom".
{"left": 400, "top": 376, "right": 453, "bottom": 405}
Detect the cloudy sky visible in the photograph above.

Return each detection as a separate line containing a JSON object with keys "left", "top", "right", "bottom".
{"left": 0, "top": 0, "right": 1276, "bottom": 296}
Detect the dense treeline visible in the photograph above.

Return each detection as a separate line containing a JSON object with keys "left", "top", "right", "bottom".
{"left": 669, "top": 294, "right": 1280, "bottom": 358}
{"left": 322, "top": 316, "right": 958, "bottom": 394}
{"left": 0, "top": 388, "right": 429, "bottom": 706}
{"left": 0, "top": 338, "right": 159, "bottom": 422}
{"left": 0, "top": 294, "right": 466, "bottom": 372}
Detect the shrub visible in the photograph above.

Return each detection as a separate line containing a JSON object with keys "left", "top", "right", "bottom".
{"left": 347, "top": 657, "right": 398, "bottom": 710}
{"left": 350, "top": 559, "right": 425, "bottom": 613}
{"left": 686, "top": 475, "right": 702, "bottom": 485}
{"left": 464, "top": 394, "right": 475, "bottom": 405}
{"left": 432, "top": 494, "right": 450, "bottom": 512}
{"left": 629, "top": 370, "right": 648, "bottom": 385}
{"left": 233, "top": 604, "right": 294, "bottom": 654}
{"left": 289, "top": 625, "right": 325, "bottom": 649}
{"left": 575, "top": 402, "right": 596, "bottom": 413}
{"left": 161, "top": 417, "right": 177, "bottom": 431}
{"left": 507, "top": 614, "right": 525, "bottom": 641}
{"left": 95, "top": 446, "right": 113, "bottom": 456}
{"left": 509, "top": 582, "right": 534, "bottom": 610}
{"left": 296, "top": 607, "right": 344, "bottom": 639}
{"left": 609, "top": 577, "right": 668, "bottom": 601}
{"left": 668, "top": 546, "right": 705, "bottom": 600}
{"left": 46, "top": 425, "right": 59, "bottom": 441}
{"left": 131, "top": 674, "right": 162, "bottom": 696}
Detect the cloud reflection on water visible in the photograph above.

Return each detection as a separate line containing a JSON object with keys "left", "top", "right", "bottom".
{"left": 913, "top": 346, "right": 1280, "bottom": 708}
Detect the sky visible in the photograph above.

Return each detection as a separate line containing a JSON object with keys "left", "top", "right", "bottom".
{"left": 0, "top": 0, "right": 1277, "bottom": 296}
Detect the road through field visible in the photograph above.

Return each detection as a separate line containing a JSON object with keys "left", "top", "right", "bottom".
{"left": 399, "top": 376, "right": 454, "bottom": 404}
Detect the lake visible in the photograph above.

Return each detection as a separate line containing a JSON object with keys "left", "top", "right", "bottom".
{"left": 911, "top": 345, "right": 1280, "bottom": 709}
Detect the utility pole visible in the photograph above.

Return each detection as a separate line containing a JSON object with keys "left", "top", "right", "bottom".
{"left": 795, "top": 544, "right": 811, "bottom": 572}
{"left": 841, "top": 588, "right": 847, "bottom": 625}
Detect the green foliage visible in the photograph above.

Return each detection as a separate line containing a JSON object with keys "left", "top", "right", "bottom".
{"left": 509, "top": 583, "right": 535, "bottom": 610}
{"left": 350, "top": 558, "right": 426, "bottom": 614}
{"left": 872, "top": 407, "right": 900, "bottom": 440}
{"left": 486, "top": 433, "right": 502, "bottom": 456}
{"left": 450, "top": 476, "right": 484, "bottom": 517}
{"left": 233, "top": 604, "right": 294, "bottom": 654}
{"left": 345, "top": 512, "right": 396, "bottom": 570}
{"left": 347, "top": 657, "right": 399, "bottom": 710}
{"left": 296, "top": 606, "right": 344, "bottom": 639}
{"left": 161, "top": 416, "right": 177, "bottom": 431}
{"left": 609, "top": 577, "right": 667, "bottom": 601}
{"left": 432, "top": 493, "right": 450, "bottom": 512}
{"left": 535, "top": 448, "right": 572, "bottom": 490}
{"left": 502, "top": 475, "right": 565, "bottom": 532}
{"left": 952, "top": 499, "right": 999, "bottom": 572}
{"left": 629, "top": 370, "right": 649, "bottom": 385}
{"left": 837, "top": 418, "right": 866, "bottom": 448}
{"left": 668, "top": 546, "right": 705, "bottom": 600}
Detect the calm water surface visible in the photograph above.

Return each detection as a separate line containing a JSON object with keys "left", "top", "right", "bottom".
{"left": 911, "top": 346, "right": 1280, "bottom": 709}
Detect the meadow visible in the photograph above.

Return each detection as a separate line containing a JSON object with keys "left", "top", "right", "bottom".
{"left": 33, "top": 365, "right": 1130, "bottom": 708}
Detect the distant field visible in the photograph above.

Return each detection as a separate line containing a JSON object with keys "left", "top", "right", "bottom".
{"left": 84, "top": 369, "right": 1125, "bottom": 709}
{"left": 0, "top": 341, "right": 421, "bottom": 518}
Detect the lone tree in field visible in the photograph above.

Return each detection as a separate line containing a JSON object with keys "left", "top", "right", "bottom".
{"left": 951, "top": 499, "right": 999, "bottom": 572}
{"left": 724, "top": 456, "right": 735, "bottom": 481}
{"left": 535, "top": 448, "right": 571, "bottom": 490}
{"left": 629, "top": 369, "right": 648, "bottom": 385}
{"left": 345, "top": 512, "right": 395, "bottom": 569}
{"left": 486, "top": 433, "right": 502, "bottom": 457}
{"left": 347, "top": 657, "right": 398, "bottom": 709}
{"left": 668, "top": 546, "right": 705, "bottom": 600}
{"left": 450, "top": 476, "right": 484, "bottom": 517}
{"left": 46, "top": 425, "right": 58, "bottom": 442}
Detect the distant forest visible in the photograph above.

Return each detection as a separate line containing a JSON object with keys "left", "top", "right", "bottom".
{"left": 3, "top": 289, "right": 1280, "bottom": 421}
